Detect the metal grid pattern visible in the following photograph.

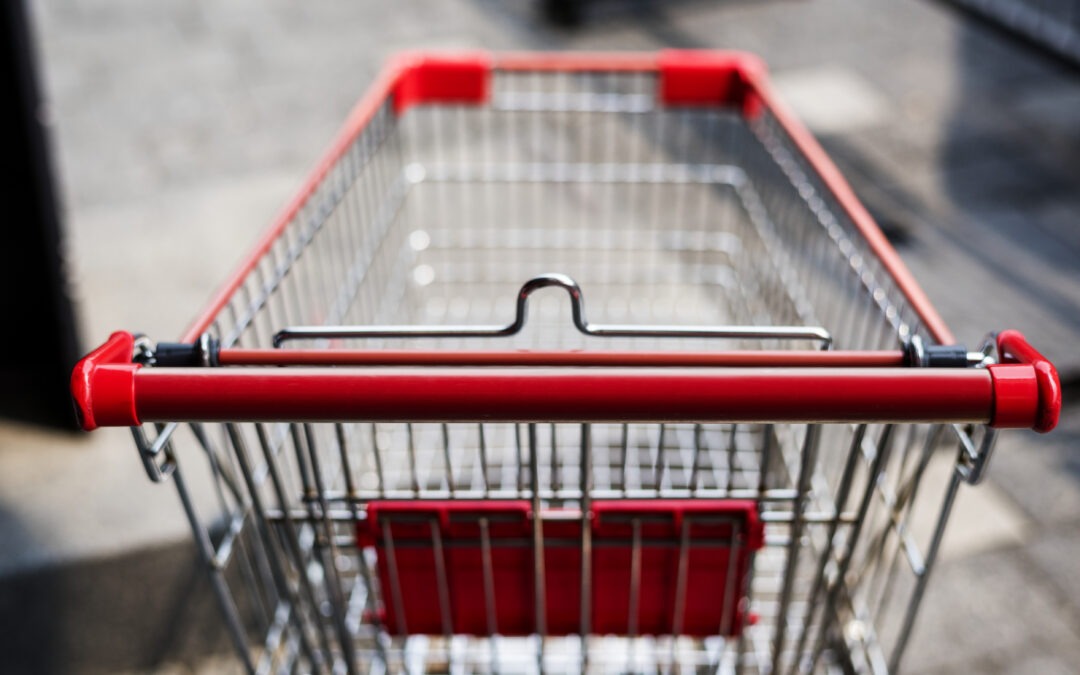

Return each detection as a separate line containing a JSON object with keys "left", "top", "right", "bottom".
{"left": 131, "top": 68, "right": 984, "bottom": 674}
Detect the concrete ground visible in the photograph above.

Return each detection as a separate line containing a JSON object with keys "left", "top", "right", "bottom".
{"left": 2, "top": 0, "right": 1078, "bottom": 672}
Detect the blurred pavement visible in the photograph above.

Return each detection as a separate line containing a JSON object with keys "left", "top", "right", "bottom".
{"left": 2, "top": 0, "right": 1078, "bottom": 672}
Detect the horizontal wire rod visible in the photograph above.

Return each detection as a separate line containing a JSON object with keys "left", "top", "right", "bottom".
{"left": 272, "top": 274, "right": 833, "bottom": 347}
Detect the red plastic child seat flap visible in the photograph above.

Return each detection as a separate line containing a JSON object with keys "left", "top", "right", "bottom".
{"left": 358, "top": 499, "right": 763, "bottom": 638}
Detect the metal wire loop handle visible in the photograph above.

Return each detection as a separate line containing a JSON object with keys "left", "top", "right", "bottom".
{"left": 272, "top": 273, "right": 834, "bottom": 348}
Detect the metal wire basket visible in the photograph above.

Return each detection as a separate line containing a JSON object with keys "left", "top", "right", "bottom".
{"left": 73, "top": 51, "right": 1060, "bottom": 675}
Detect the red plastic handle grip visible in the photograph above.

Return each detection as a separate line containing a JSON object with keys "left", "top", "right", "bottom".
{"left": 124, "top": 367, "right": 995, "bottom": 426}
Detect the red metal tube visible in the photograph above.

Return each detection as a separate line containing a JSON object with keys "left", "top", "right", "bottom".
{"left": 217, "top": 349, "right": 907, "bottom": 368}
{"left": 131, "top": 367, "right": 993, "bottom": 425}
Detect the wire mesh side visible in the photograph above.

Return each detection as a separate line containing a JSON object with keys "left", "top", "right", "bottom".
{"left": 198, "top": 70, "right": 933, "bottom": 356}
{"left": 143, "top": 415, "right": 980, "bottom": 674}
{"left": 744, "top": 107, "right": 934, "bottom": 351}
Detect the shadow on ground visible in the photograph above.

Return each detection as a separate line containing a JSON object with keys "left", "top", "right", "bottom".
{"left": 0, "top": 503, "right": 233, "bottom": 674}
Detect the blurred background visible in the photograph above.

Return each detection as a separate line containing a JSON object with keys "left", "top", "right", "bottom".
{"left": 1, "top": 0, "right": 1078, "bottom": 672}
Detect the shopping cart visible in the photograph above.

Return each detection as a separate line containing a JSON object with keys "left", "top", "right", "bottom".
{"left": 72, "top": 51, "right": 1060, "bottom": 674}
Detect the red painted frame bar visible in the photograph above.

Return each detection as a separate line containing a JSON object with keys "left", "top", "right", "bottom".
{"left": 218, "top": 348, "right": 906, "bottom": 368}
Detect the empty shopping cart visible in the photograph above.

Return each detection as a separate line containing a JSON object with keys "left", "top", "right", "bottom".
{"left": 72, "top": 51, "right": 1060, "bottom": 674}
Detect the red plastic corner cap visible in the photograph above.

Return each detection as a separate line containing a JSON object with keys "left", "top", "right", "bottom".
{"left": 995, "top": 330, "right": 1061, "bottom": 433}
{"left": 988, "top": 364, "right": 1039, "bottom": 430}
{"left": 70, "top": 331, "right": 141, "bottom": 431}
{"left": 391, "top": 51, "right": 492, "bottom": 115}
{"left": 658, "top": 50, "right": 767, "bottom": 108}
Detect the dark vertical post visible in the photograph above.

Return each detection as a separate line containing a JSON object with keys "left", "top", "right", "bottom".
{"left": 0, "top": 0, "right": 81, "bottom": 429}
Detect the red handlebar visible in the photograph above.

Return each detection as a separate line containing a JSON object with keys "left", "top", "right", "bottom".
{"left": 71, "top": 331, "right": 1059, "bottom": 433}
